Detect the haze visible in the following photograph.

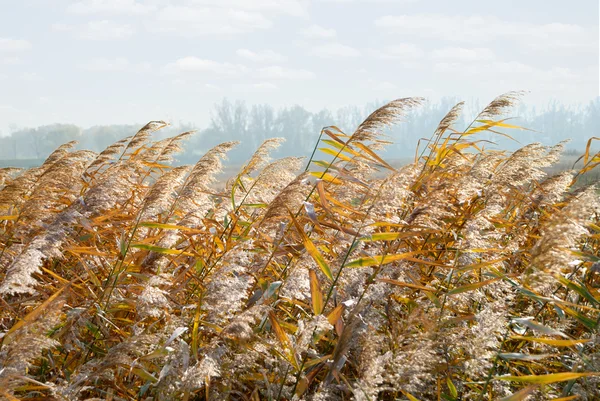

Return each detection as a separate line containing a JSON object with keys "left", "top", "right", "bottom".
{"left": 0, "top": 0, "right": 598, "bottom": 145}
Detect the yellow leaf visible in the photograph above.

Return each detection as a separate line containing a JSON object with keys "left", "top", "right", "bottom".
{"left": 268, "top": 311, "right": 298, "bottom": 369}
{"left": 400, "top": 390, "right": 421, "bottom": 401}
{"left": 66, "top": 246, "right": 108, "bottom": 257}
{"left": 448, "top": 277, "right": 501, "bottom": 295}
{"left": 510, "top": 336, "right": 590, "bottom": 347}
{"left": 130, "top": 243, "right": 194, "bottom": 257}
{"left": 139, "top": 222, "right": 198, "bottom": 232}
{"left": 378, "top": 278, "right": 435, "bottom": 292}
{"left": 353, "top": 142, "right": 395, "bottom": 170}
{"left": 309, "top": 269, "right": 323, "bottom": 315}
{"left": 309, "top": 171, "right": 342, "bottom": 185}
{"left": 4, "top": 284, "right": 69, "bottom": 344}
{"left": 495, "top": 372, "right": 598, "bottom": 384}
{"left": 360, "top": 229, "right": 438, "bottom": 242}
{"left": 0, "top": 389, "right": 20, "bottom": 401}
{"left": 345, "top": 251, "right": 420, "bottom": 268}
{"left": 475, "top": 119, "right": 528, "bottom": 130}
{"left": 142, "top": 161, "right": 172, "bottom": 169}
{"left": 0, "top": 215, "right": 18, "bottom": 220}
{"left": 327, "top": 304, "right": 344, "bottom": 326}
{"left": 321, "top": 139, "right": 363, "bottom": 158}
{"left": 288, "top": 210, "right": 333, "bottom": 281}
{"left": 317, "top": 147, "right": 354, "bottom": 162}
{"left": 498, "top": 385, "right": 538, "bottom": 401}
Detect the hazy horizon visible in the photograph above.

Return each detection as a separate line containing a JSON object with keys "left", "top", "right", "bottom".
{"left": 1, "top": 0, "right": 598, "bottom": 134}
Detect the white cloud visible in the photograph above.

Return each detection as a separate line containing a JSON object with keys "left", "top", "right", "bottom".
{"left": 153, "top": 6, "right": 272, "bottom": 36}
{"left": 312, "top": 43, "right": 361, "bottom": 58}
{"left": 235, "top": 81, "right": 279, "bottom": 91}
{"left": 65, "top": 1, "right": 308, "bottom": 38}
{"left": 51, "top": 23, "right": 72, "bottom": 32}
{"left": 165, "top": 57, "right": 248, "bottom": 76}
{"left": 375, "top": 14, "right": 588, "bottom": 46}
{"left": 204, "top": 83, "right": 222, "bottom": 91}
{"left": 20, "top": 72, "right": 42, "bottom": 82}
{"left": 366, "top": 79, "right": 397, "bottom": 90}
{"left": 431, "top": 47, "right": 495, "bottom": 61}
{"left": 299, "top": 24, "right": 336, "bottom": 39}
{"left": 433, "top": 60, "right": 532, "bottom": 75}
{"left": 80, "top": 57, "right": 151, "bottom": 72}
{"left": 0, "top": 38, "right": 32, "bottom": 52}
{"left": 372, "top": 44, "right": 424, "bottom": 60}
{"left": 431, "top": 60, "right": 588, "bottom": 95}
{"left": 321, "top": 0, "right": 417, "bottom": 2}
{"left": 205, "top": 0, "right": 309, "bottom": 18}
{"left": 67, "top": 0, "right": 156, "bottom": 15}
{"left": 257, "top": 66, "right": 315, "bottom": 80}
{"left": 252, "top": 82, "right": 278, "bottom": 90}
{"left": 0, "top": 56, "right": 22, "bottom": 65}
{"left": 236, "top": 49, "right": 286, "bottom": 63}
{"left": 79, "top": 20, "right": 135, "bottom": 40}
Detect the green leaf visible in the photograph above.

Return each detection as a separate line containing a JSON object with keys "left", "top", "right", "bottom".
{"left": 557, "top": 277, "right": 599, "bottom": 306}
{"left": 447, "top": 377, "right": 458, "bottom": 398}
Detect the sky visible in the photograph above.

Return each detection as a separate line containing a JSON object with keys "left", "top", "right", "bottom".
{"left": 0, "top": 0, "right": 598, "bottom": 134}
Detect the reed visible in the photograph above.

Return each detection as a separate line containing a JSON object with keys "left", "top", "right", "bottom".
{"left": 0, "top": 93, "right": 598, "bottom": 401}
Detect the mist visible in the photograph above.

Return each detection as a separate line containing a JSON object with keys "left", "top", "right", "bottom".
{"left": 1, "top": 96, "right": 597, "bottom": 168}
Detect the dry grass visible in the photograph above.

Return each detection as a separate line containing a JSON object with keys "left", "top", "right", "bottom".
{"left": 0, "top": 93, "right": 599, "bottom": 401}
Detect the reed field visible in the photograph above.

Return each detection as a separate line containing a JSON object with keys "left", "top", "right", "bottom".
{"left": 0, "top": 92, "right": 599, "bottom": 401}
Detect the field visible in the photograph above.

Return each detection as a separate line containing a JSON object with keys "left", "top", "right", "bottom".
{"left": 0, "top": 92, "right": 599, "bottom": 401}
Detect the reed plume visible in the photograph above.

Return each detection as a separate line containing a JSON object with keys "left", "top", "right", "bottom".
{"left": 0, "top": 96, "right": 598, "bottom": 401}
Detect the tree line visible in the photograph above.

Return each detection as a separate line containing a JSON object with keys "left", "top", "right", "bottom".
{"left": 1, "top": 97, "right": 597, "bottom": 166}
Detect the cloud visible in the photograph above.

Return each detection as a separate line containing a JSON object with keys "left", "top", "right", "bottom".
{"left": 236, "top": 49, "right": 286, "bottom": 63}
{"left": 0, "top": 56, "right": 22, "bottom": 65}
{"left": 322, "top": 0, "right": 417, "bottom": 2}
{"left": 312, "top": 43, "right": 361, "bottom": 58}
{"left": 67, "top": 0, "right": 156, "bottom": 15}
{"left": 235, "top": 81, "right": 279, "bottom": 91}
{"left": 206, "top": 0, "right": 309, "bottom": 18}
{"left": 375, "top": 14, "right": 588, "bottom": 46}
{"left": 79, "top": 57, "right": 151, "bottom": 72}
{"left": 165, "top": 57, "right": 248, "bottom": 76}
{"left": 372, "top": 44, "right": 424, "bottom": 60}
{"left": 299, "top": 24, "right": 336, "bottom": 39}
{"left": 431, "top": 60, "right": 588, "bottom": 95}
{"left": 0, "top": 38, "right": 32, "bottom": 52}
{"left": 366, "top": 79, "right": 397, "bottom": 90}
{"left": 204, "top": 83, "right": 222, "bottom": 91}
{"left": 153, "top": 6, "right": 272, "bottom": 36}
{"left": 431, "top": 47, "right": 496, "bottom": 61}
{"left": 20, "top": 72, "right": 42, "bottom": 82}
{"left": 257, "top": 66, "right": 315, "bottom": 80}
{"left": 252, "top": 82, "right": 278, "bottom": 90}
{"left": 78, "top": 20, "right": 135, "bottom": 40}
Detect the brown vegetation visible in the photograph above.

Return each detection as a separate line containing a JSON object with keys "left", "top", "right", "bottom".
{"left": 0, "top": 92, "right": 599, "bottom": 400}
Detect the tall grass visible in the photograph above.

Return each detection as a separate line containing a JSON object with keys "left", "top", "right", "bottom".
{"left": 0, "top": 93, "right": 599, "bottom": 401}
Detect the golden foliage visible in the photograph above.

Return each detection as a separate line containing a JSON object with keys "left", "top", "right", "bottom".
{"left": 0, "top": 95, "right": 599, "bottom": 400}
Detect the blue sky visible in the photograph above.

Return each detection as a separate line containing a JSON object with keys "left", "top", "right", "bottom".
{"left": 0, "top": 0, "right": 598, "bottom": 133}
